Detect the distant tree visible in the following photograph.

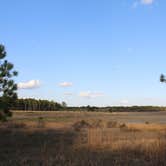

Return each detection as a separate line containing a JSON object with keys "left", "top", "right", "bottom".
{"left": 86, "top": 105, "right": 96, "bottom": 112}
{"left": 160, "top": 74, "right": 166, "bottom": 83}
{"left": 12, "top": 98, "right": 63, "bottom": 111}
{"left": 0, "top": 45, "right": 18, "bottom": 121}
{"left": 62, "top": 101, "right": 67, "bottom": 108}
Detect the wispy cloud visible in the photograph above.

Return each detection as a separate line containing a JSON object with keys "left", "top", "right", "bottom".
{"left": 141, "top": 0, "right": 154, "bottom": 5}
{"left": 59, "top": 82, "right": 73, "bottom": 87}
{"left": 132, "top": 0, "right": 155, "bottom": 8}
{"left": 120, "top": 99, "right": 129, "bottom": 105}
{"left": 79, "top": 91, "right": 104, "bottom": 98}
{"left": 64, "top": 92, "right": 73, "bottom": 96}
{"left": 18, "top": 80, "right": 40, "bottom": 89}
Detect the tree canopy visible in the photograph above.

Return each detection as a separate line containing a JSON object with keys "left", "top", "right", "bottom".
{"left": 0, "top": 44, "right": 18, "bottom": 121}
{"left": 12, "top": 98, "right": 63, "bottom": 111}
{"left": 160, "top": 74, "right": 166, "bottom": 83}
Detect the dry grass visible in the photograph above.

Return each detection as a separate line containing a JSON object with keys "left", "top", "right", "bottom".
{"left": 127, "top": 123, "right": 166, "bottom": 131}
{"left": 1, "top": 111, "right": 166, "bottom": 165}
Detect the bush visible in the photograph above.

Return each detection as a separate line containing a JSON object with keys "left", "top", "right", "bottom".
{"left": 92, "top": 119, "right": 105, "bottom": 128}
{"left": 107, "top": 121, "right": 118, "bottom": 128}
{"left": 4, "top": 109, "right": 12, "bottom": 117}
{"left": 72, "top": 120, "right": 91, "bottom": 131}
{"left": 119, "top": 123, "right": 127, "bottom": 128}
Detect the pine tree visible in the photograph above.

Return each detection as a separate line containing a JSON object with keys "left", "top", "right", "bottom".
{"left": 160, "top": 74, "right": 166, "bottom": 83}
{"left": 0, "top": 44, "right": 18, "bottom": 121}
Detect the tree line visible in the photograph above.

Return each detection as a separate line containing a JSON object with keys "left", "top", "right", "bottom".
{"left": 12, "top": 101, "right": 166, "bottom": 112}
{"left": 67, "top": 105, "right": 166, "bottom": 112}
{"left": 11, "top": 98, "right": 66, "bottom": 111}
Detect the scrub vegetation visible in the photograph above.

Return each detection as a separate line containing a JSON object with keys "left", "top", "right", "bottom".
{"left": 1, "top": 111, "right": 166, "bottom": 166}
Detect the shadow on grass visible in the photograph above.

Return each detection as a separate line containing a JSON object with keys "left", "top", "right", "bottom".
{"left": 0, "top": 126, "right": 166, "bottom": 166}
{"left": 0, "top": 128, "right": 75, "bottom": 166}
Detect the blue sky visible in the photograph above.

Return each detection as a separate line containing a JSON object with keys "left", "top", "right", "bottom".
{"left": 0, "top": 0, "right": 166, "bottom": 106}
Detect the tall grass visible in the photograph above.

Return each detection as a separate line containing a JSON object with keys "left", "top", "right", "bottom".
{"left": 1, "top": 118, "right": 166, "bottom": 165}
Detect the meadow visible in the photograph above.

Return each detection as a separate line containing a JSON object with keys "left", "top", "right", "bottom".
{"left": 0, "top": 111, "right": 166, "bottom": 166}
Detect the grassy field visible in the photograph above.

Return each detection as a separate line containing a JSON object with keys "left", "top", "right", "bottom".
{"left": 1, "top": 111, "right": 166, "bottom": 166}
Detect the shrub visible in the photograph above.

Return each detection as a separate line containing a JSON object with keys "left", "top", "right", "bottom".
{"left": 107, "top": 121, "right": 118, "bottom": 128}
{"left": 72, "top": 120, "right": 91, "bottom": 131}
{"left": 119, "top": 123, "right": 127, "bottom": 129}
{"left": 92, "top": 119, "right": 105, "bottom": 128}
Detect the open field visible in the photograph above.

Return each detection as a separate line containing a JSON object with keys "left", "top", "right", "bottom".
{"left": 12, "top": 110, "right": 166, "bottom": 124}
{"left": 1, "top": 111, "right": 166, "bottom": 165}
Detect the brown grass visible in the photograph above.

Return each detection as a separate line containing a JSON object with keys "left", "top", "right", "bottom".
{"left": 127, "top": 123, "right": 166, "bottom": 131}
{"left": 1, "top": 111, "right": 166, "bottom": 165}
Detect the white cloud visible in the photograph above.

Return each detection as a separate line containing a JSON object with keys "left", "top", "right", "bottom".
{"left": 79, "top": 91, "right": 104, "bottom": 98}
{"left": 132, "top": 0, "right": 155, "bottom": 8}
{"left": 64, "top": 92, "right": 73, "bottom": 96}
{"left": 141, "top": 0, "right": 154, "bottom": 5}
{"left": 59, "top": 82, "right": 73, "bottom": 87}
{"left": 18, "top": 80, "right": 40, "bottom": 89}
{"left": 120, "top": 99, "right": 129, "bottom": 105}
